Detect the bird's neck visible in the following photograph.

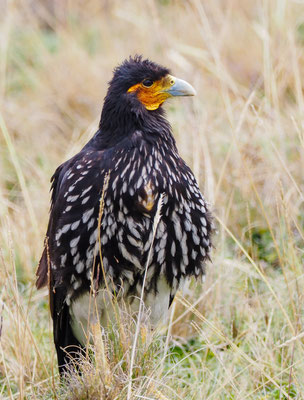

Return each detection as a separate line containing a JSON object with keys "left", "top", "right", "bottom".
{"left": 97, "top": 97, "right": 176, "bottom": 150}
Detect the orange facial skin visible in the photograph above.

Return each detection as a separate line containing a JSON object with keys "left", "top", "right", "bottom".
{"left": 127, "top": 75, "right": 175, "bottom": 111}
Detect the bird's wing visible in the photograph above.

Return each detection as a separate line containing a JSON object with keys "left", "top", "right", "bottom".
{"left": 36, "top": 148, "right": 110, "bottom": 369}
{"left": 36, "top": 163, "right": 66, "bottom": 290}
{"left": 37, "top": 143, "right": 159, "bottom": 309}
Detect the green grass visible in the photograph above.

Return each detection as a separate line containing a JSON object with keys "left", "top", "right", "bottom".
{"left": 1, "top": 0, "right": 304, "bottom": 398}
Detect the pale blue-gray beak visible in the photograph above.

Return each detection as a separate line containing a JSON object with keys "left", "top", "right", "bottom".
{"left": 164, "top": 75, "right": 196, "bottom": 97}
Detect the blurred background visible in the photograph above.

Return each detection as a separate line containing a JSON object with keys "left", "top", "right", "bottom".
{"left": 1, "top": 0, "right": 304, "bottom": 398}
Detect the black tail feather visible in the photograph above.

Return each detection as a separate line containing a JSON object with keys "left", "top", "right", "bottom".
{"left": 52, "top": 288, "right": 85, "bottom": 376}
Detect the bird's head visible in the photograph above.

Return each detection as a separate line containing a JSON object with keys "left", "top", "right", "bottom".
{"left": 120, "top": 56, "right": 196, "bottom": 111}
{"left": 99, "top": 56, "right": 196, "bottom": 136}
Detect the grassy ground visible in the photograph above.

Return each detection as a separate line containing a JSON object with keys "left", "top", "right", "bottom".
{"left": 1, "top": 0, "right": 304, "bottom": 398}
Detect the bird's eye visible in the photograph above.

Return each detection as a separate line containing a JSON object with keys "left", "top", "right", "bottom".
{"left": 142, "top": 79, "right": 154, "bottom": 88}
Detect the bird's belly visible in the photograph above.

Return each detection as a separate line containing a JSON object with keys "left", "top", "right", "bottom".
{"left": 69, "top": 275, "right": 171, "bottom": 346}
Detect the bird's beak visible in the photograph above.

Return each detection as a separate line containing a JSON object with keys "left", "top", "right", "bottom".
{"left": 162, "top": 75, "right": 196, "bottom": 97}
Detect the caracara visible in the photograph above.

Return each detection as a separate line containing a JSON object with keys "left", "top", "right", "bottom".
{"left": 36, "top": 56, "right": 213, "bottom": 375}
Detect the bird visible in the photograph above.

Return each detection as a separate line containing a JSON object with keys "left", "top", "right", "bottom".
{"left": 36, "top": 56, "right": 213, "bottom": 375}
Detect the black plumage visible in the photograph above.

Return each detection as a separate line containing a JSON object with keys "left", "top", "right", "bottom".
{"left": 36, "top": 56, "right": 213, "bottom": 375}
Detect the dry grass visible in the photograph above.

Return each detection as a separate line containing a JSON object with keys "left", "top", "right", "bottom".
{"left": 1, "top": 0, "right": 304, "bottom": 398}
